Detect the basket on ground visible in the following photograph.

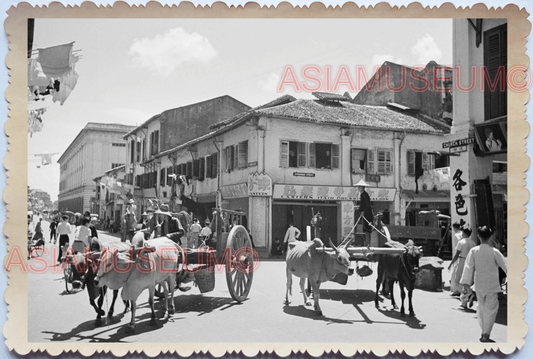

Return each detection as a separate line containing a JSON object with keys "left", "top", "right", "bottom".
{"left": 194, "top": 266, "right": 215, "bottom": 293}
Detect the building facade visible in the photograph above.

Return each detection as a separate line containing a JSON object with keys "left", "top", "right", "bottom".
{"left": 57, "top": 122, "right": 135, "bottom": 214}
{"left": 149, "top": 94, "right": 449, "bottom": 254}
{"left": 449, "top": 18, "right": 508, "bottom": 245}
{"left": 122, "top": 95, "right": 251, "bottom": 216}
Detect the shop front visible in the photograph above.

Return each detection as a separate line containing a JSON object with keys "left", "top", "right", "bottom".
{"left": 272, "top": 184, "right": 396, "bottom": 247}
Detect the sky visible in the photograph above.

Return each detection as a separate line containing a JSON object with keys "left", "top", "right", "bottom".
{"left": 28, "top": 18, "right": 452, "bottom": 201}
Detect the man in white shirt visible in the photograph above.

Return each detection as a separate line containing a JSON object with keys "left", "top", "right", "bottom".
{"left": 284, "top": 223, "right": 301, "bottom": 244}
{"left": 461, "top": 226, "right": 507, "bottom": 343}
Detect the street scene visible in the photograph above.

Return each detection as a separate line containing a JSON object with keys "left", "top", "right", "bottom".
{"left": 24, "top": 15, "right": 509, "bottom": 345}
{"left": 27, "top": 219, "right": 507, "bottom": 343}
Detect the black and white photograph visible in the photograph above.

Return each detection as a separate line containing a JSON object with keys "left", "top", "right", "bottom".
{"left": 3, "top": 1, "right": 529, "bottom": 356}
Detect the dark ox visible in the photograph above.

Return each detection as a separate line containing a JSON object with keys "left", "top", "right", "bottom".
{"left": 64, "top": 251, "right": 128, "bottom": 325}
{"left": 94, "top": 237, "right": 180, "bottom": 332}
{"left": 285, "top": 238, "right": 353, "bottom": 316}
{"left": 374, "top": 240, "right": 422, "bottom": 316}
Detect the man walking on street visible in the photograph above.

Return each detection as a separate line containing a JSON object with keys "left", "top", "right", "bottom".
{"left": 56, "top": 215, "right": 72, "bottom": 264}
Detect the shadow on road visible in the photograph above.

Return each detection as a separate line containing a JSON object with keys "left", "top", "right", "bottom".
{"left": 172, "top": 294, "right": 240, "bottom": 316}
{"left": 42, "top": 301, "right": 175, "bottom": 342}
{"left": 376, "top": 307, "right": 426, "bottom": 329}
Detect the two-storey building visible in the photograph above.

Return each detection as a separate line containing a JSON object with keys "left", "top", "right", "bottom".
{"left": 122, "top": 95, "right": 251, "bottom": 215}
{"left": 152, "top": 93, "right": 449, "bottom": 254}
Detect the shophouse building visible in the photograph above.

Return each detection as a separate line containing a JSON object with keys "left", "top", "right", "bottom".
{"left": 152, "top": 93, "right": 449, "bottom": 255}
{"left": 449, "top": 19, "right": 508, "bottom": 245}
{"left": 57, "top": 122, "right": 135, "bottom": 214}
{"left": 122, "top": 95, "right": 251, "bottom": 215}
{"left": 93, "top": 164, "right": 127, "bottom": 226}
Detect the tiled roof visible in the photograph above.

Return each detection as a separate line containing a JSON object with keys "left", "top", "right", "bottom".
{"left": 208, "top": 94, "right": 296, "bottom": 130}
{"left": 254, "top": 99, "right": 445, "bottom": 134}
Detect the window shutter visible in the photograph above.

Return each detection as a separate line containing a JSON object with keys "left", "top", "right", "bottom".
{"left": 297, "top": 142, "right": 307, "bottom": 167}
{"left": 193, "top": 159, "right": 200, "bottom": 178}
{"left": 206, "top": 155, "right": 212, "bottom": 178}
{"left": 152, "top": 172, "right": 157, "bottom": 187}
{"left": 422, "top": 152, "right": 429, "bottom": 170}
{"left": 130, "top": 140, "right": 135, "bottom": 163}
{"left": 212, "top": 153, "right": 218, "bottom": 178}
{"left": 367, "top": 149, "right": 375, "bottom": 173}
{"left": 280, "top": 141, "right": 289, "bottom": 168}
{"left": 186, "top": 162, "right": 192, "bottom": 178}
{"left": 167, "top": 166, "right": 173, "bottom": 186}
{"left": 407, "top": 151, "right": 415, "bottom": 175}
{"left": 199, "top": 158, "right": 205, "bottom": 181}
{"left": 308, "top": 143, "right": 316, "bottom": 168}
{"left": 331, "top": 144, "right": 340, "bottom": 169}
{"left": 385, "top": 150, "right": 392, "bottom": 173}
{"left": 484, "top": 24, "right": 507, "bottom": 120}
{"left": 238, "top": 141, "right": 248, "bottom": 168}
{"left": 175, "top": 164, "right": 181, "bottom": 176}
{"left": 154, "top": 131, "right": 159, "bottom": 154}
{"left": 160, "top": 168, "right": 166, "bottom": 186}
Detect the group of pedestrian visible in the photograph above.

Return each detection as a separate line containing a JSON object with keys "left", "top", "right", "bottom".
{"left": 448, "top": 222, "right": 507, "bottom": 343}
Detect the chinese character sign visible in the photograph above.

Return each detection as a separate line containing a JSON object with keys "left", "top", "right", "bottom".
{"left": 451, "top": 167, "right": 470, "bottom": 220}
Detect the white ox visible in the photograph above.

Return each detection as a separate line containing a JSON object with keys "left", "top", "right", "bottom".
{"left": 94, "top": 236, "right": 180, "bottom": 332}
{"left": 285, "top": 238, "right": 353, "bottom": 316}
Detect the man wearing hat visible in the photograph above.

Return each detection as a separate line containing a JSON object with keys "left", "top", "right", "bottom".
{"left": 154, "top": 204, "right": 185, "bottom": 244}
{"left": 122, "top": 198, "right": 137, "bottom": 243}
{"left": 355, "top": 179, "right": 374, "bottom": 246}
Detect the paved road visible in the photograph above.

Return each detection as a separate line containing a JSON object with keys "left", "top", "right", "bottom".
{"left": 27, "top": 221, "right": 507, "bottom": 343}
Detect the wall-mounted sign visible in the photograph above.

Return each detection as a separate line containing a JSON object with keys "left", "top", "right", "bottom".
{"left": 442, "top": 137, "right": 475, "bottom": 148}
{"left": 273, "top": 184, "right": 396, "bottom": 202}
{"left": 365, "top": 174, "right": 381, "bottom": 183}
{"left": 450, "top": 145, "right": 467, "bottom": 154}
{"left": 221, "top": 183, "right": 248, "bottom": 199}
{"left": 293, "top": 172, "right": 315, "bottom": 177}
{"left": 474, "top": 118, "right": 507, "bottom": 155}
{"left": 248, "top": 172, "right": 272, "bottom": 196}
{"left": 247, "top": 161, "right": 258, "bottom": 167}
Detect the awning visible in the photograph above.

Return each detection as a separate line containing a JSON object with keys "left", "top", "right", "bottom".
{"left": 402, "top": 190, "right": 450, "bottom": 202}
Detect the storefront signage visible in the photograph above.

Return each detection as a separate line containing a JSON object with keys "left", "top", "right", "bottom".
{"left": 442, "top": 137, "right": 475, "bottom": 148}
{"left": 366, "top": 174, "right": 381, "bottom": 183}
{"left": 293, "top": 172, "right": 315, "bottom": 177}
{"left": 221, "top": 183, "right": 248, "bottom": 199}
{"left": 273, "top": 184, "right": 396, "bottom": 202}
{"left": 248, "top": 172, "right": 272, "bottom": 196}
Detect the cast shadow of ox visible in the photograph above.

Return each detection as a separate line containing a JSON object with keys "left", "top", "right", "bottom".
{"left": 283, "top": 289, "right": 376, "bottom": 324}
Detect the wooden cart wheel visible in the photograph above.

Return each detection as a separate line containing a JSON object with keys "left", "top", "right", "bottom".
{"left": 64, "top": 265, "right": 73, "bottom": 294}
{"left": 225, "top": 225, "right": 254, "bottom": 302}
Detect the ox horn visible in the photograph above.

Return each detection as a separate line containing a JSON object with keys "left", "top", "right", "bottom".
{"left": 329, "top": 238, "right": 338, "bottom": 252}
{"left": 342, "top": 237, "right": 354, "bottom": 248}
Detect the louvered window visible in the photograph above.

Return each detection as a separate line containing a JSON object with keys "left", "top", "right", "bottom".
{"left": 483, "top": 24, "right": 507, "bottom": 120}
{"left": 237, "top": 141, "right": 248, "bottom": 169}
{"left": 377, "top": 149, "right": 392, "bottom": 174}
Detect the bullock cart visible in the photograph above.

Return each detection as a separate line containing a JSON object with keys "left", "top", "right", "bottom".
{"left": 176, "top": 224, "right": 255, "bottom": 302}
